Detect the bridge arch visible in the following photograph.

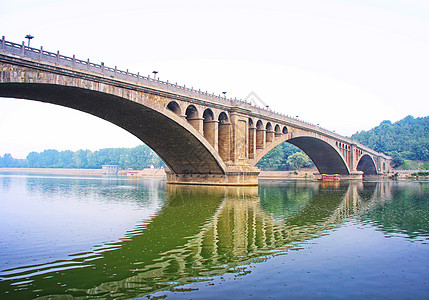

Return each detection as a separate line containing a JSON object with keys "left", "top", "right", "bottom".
{"left": 203, "top": 108, "right": 216, "bottom": 148}
{"left": 256, "top": 120, "right": 265, "bottom": 150}
{"left": 185, "top": 105, "right": 200, "bottom": 131}
{"left": 0, "top": 82, "right": 227, "bottom": 176}
{"left": 265, "top": 122, "right": 274, "bottom": 143}
{"left": 282, "top": 126, "right": 288, "bottom": 134}
{"left": 218, "top": 112, "right": 231, "bottom": 163}
{"left": 250, "top": 134, "right": 350, "bottom": 175}
{"left": 166, "top": 101, "right": 182, "bottom": 115}
{"left": 356, "top": 154, "right": 377, "bottom": 175}
{"left": 274, "top": 124, "right": 281, "bottom": 137}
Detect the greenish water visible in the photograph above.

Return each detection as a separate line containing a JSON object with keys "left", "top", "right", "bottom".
{"left": 0, "top": 174, "right": 428, "bottom": 299}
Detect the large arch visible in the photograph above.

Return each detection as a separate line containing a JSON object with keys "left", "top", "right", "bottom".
{"left": 356, "top": 154, "right": 377, "bottom": 176}
{"left": 250, "top": 134, "right": 350, "bottom": 175}
{"left": 0, "top": 83, "right": 226, "bottom": 175}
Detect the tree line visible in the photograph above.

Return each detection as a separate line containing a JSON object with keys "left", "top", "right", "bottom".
{"left": 3, "top": 114, "right": 425, "bottom": 170}
{"left": 350, "top": 115, "right": 429, "bottom": 166}
{"left": 0, "top": 143, "right": 311, "bottom": 170}
{"left": 0, "top": 145, "right": 165, "bottom": 169}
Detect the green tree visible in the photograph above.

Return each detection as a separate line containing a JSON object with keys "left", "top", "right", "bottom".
{"left": 286, "top": 152, "right": 312, "bottom": 170}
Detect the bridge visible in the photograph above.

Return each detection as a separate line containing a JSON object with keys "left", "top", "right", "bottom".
{"left": 0, "top": 36, "right": 392, "bottom": 185}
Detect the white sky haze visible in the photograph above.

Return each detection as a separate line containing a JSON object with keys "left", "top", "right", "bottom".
{"left": 0, "top": 0, "right": 428, "bottom": 158}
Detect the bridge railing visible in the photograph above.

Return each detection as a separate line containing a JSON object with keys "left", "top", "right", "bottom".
{"left": 1, "top": 36, "right": 388, "bottom": 158}
{"left": 0, "top": 36, "right": 310, "bottom": 123}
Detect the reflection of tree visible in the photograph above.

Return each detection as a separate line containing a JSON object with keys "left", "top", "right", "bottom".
{"left": 358, "top": 182, "right": 429, "bottom": 239}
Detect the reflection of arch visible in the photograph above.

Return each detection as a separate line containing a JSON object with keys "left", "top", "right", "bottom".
{"left": 185, "top": 105, "right": 200, "bottom": 131}
{"left": 357, "top": 154, "right": 377, "bottom": 175}
{"left": 218, "top": 112, "right": 231, "bottom": 162}
{"left": 256, "top": 120, "right": 265, "bottom": 149}
{"left": 266, "top": 122, "right": 274, "bottom": 143}
{"left": 166, "top": 101, "right": 181, "bottom": 115}
{"left": 203, "top": 109, "right": 216, "bottom": 148}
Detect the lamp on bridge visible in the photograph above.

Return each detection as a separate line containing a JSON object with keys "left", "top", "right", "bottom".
{"left": 25, "top": 34, "right": 34, "bottom": 47}
{"left": 222, "top": 91, "right": 227, "bottom": 98}
{"left": 152, "top": 71, "right": 158, "bottom": 80}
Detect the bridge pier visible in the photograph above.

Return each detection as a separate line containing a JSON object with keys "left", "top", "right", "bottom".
{"left": 165, "top": 166, "right": 260, "bottom": 186}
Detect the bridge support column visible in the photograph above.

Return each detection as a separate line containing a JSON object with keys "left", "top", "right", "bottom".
{"left": 203, "top": 120, "right": 218, "bottom": 151}
{"left": 256, "top": 129, "right": 265, "bottom": 150}
{"left": 165, "top": 166, "right": 260, "bottom": 186}
{"left": 187, "top": 117, "right": 204, "bottom": 134}
{"left": 266, "top": 130, "right": 275, "bottom": 143}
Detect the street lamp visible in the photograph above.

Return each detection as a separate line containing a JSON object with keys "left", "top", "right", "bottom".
{"left": 222, "top": 92, "right": 227, "bottom": 98}
{"left": 152, "top": 71, "right": 158, "bottom": 80}
{"left": 25, "top": 34, "right": 34, "bottom": 47}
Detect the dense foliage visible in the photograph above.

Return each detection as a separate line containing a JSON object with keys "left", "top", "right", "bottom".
{"left": 0, "top": 145, "right": 165, "bottom": 169}
{"left": 256, "top": 143, "right": 313, "bottom": 170}
{"left": 351, "top": 115, "right": 429, "bottom": 164}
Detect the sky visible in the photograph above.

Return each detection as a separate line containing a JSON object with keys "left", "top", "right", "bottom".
{"left": 0, "top": 0, "right": 428, "bottom": 158}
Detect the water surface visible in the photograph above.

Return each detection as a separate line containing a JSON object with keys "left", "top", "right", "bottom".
{"left": 0, "top": 174, "right": 428, "bottom": 299}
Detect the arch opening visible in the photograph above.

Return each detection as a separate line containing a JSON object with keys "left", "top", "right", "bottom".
{"left": 287, "top": 136, "right": 350, "bottom": 175}
{"left": 0, "top": 83, "right": 226, "bottom": 175}
{"left": 218, "top": 112, "right": 231, "bottom": 163}
{"left": 274, "top": 124, "right": 281, "bottom": 137}
{"left": 185, "top": 105, "right": 200, "bottom": 131}
{"left": 248, "top": 118, "right": 255, "bottom": 159}
{"left": 265, "top": 122, "right": 274, "bottom": 143}
{"left": 166, "top": 101, "right": 181, "bottom": 115}
{"left": 356, "top": 154, "right": 377, "bottom": 176}
{"left": 256, "top": 120, "right": 265, "bottom": 150}
{"left": 203, "top": 108, "right": 216, "bottom": 148}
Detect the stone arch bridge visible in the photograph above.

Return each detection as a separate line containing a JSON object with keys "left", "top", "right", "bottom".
{"left": 0, "top": 37, "right": 391, "bottom": 185}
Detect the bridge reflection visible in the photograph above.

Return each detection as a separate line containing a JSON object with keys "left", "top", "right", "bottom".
{"left": 0, "top": 181, "right": 398, "bottom": 299}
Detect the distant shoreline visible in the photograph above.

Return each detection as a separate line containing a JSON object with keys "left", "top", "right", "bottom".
{"left": 0, "top": 167, "right": 318, "bottom": 179}
{"left": 2, "top": 168, "right": 426, "bottom": 180}
{"left": 0, "top": 168, "right": 104, "bottom": 176}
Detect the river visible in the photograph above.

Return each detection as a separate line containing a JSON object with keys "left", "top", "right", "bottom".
{"left": 0, "top": 173, "right": 428, "bottom": 299}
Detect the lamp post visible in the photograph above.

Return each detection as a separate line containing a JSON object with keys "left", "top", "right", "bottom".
{"left": 25, "top": 34, "right": 34, "bottom": 47}
{"left": 152, "top": 71, "right": 158, "bottom": 80}
{"left": 222, "top": 91, "right": 227, "bottom": 98}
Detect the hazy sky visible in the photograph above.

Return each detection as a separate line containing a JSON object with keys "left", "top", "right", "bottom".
{"left": 1, "top": 0, "right": 428, "bottom": 158}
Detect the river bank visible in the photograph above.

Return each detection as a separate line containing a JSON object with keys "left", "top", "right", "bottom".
{"left": 1, "top": 168, "right": 427, "bottom": 180}
{"left": 0, "top": 168, "right": 317, "bottom": 179}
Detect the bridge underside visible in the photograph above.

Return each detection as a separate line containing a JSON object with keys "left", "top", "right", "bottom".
{"left": 0, "top": 83, "right": 227, "bottom": 177}
{"left": 287, "top": 136, "right": 350, "bottom": 175}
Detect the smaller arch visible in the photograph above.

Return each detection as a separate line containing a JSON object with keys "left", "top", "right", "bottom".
{"left": 256, "top": 120, "right": 265, "bottom": 149}
{"left": 203, "top": 108, "right": 214, "bottom": 121}
{"left": 185, "top": 105, "right": 200, "bottom": 131}
{"left": 282, "top": 126, "right": 288, "bottom": 134}
{"left": 218, "top": 112, "right": 231, "bottom": 162}
{"left": 166, "top": 101, "right": 182, "bottom": 115}
{"left": 248, "top": 118, "right": 256, "bottom": 159}
{"left": 266, "top": 122, "right": 274, "bottom": 143}
{"left": 203, "top": 108, "right": 216, "bottom": 148}
{"left": 274, "top": 124, "right": 281, "bottom": 137}
{"left": 218, "top": 111, "right": 229, "bottom": 123}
